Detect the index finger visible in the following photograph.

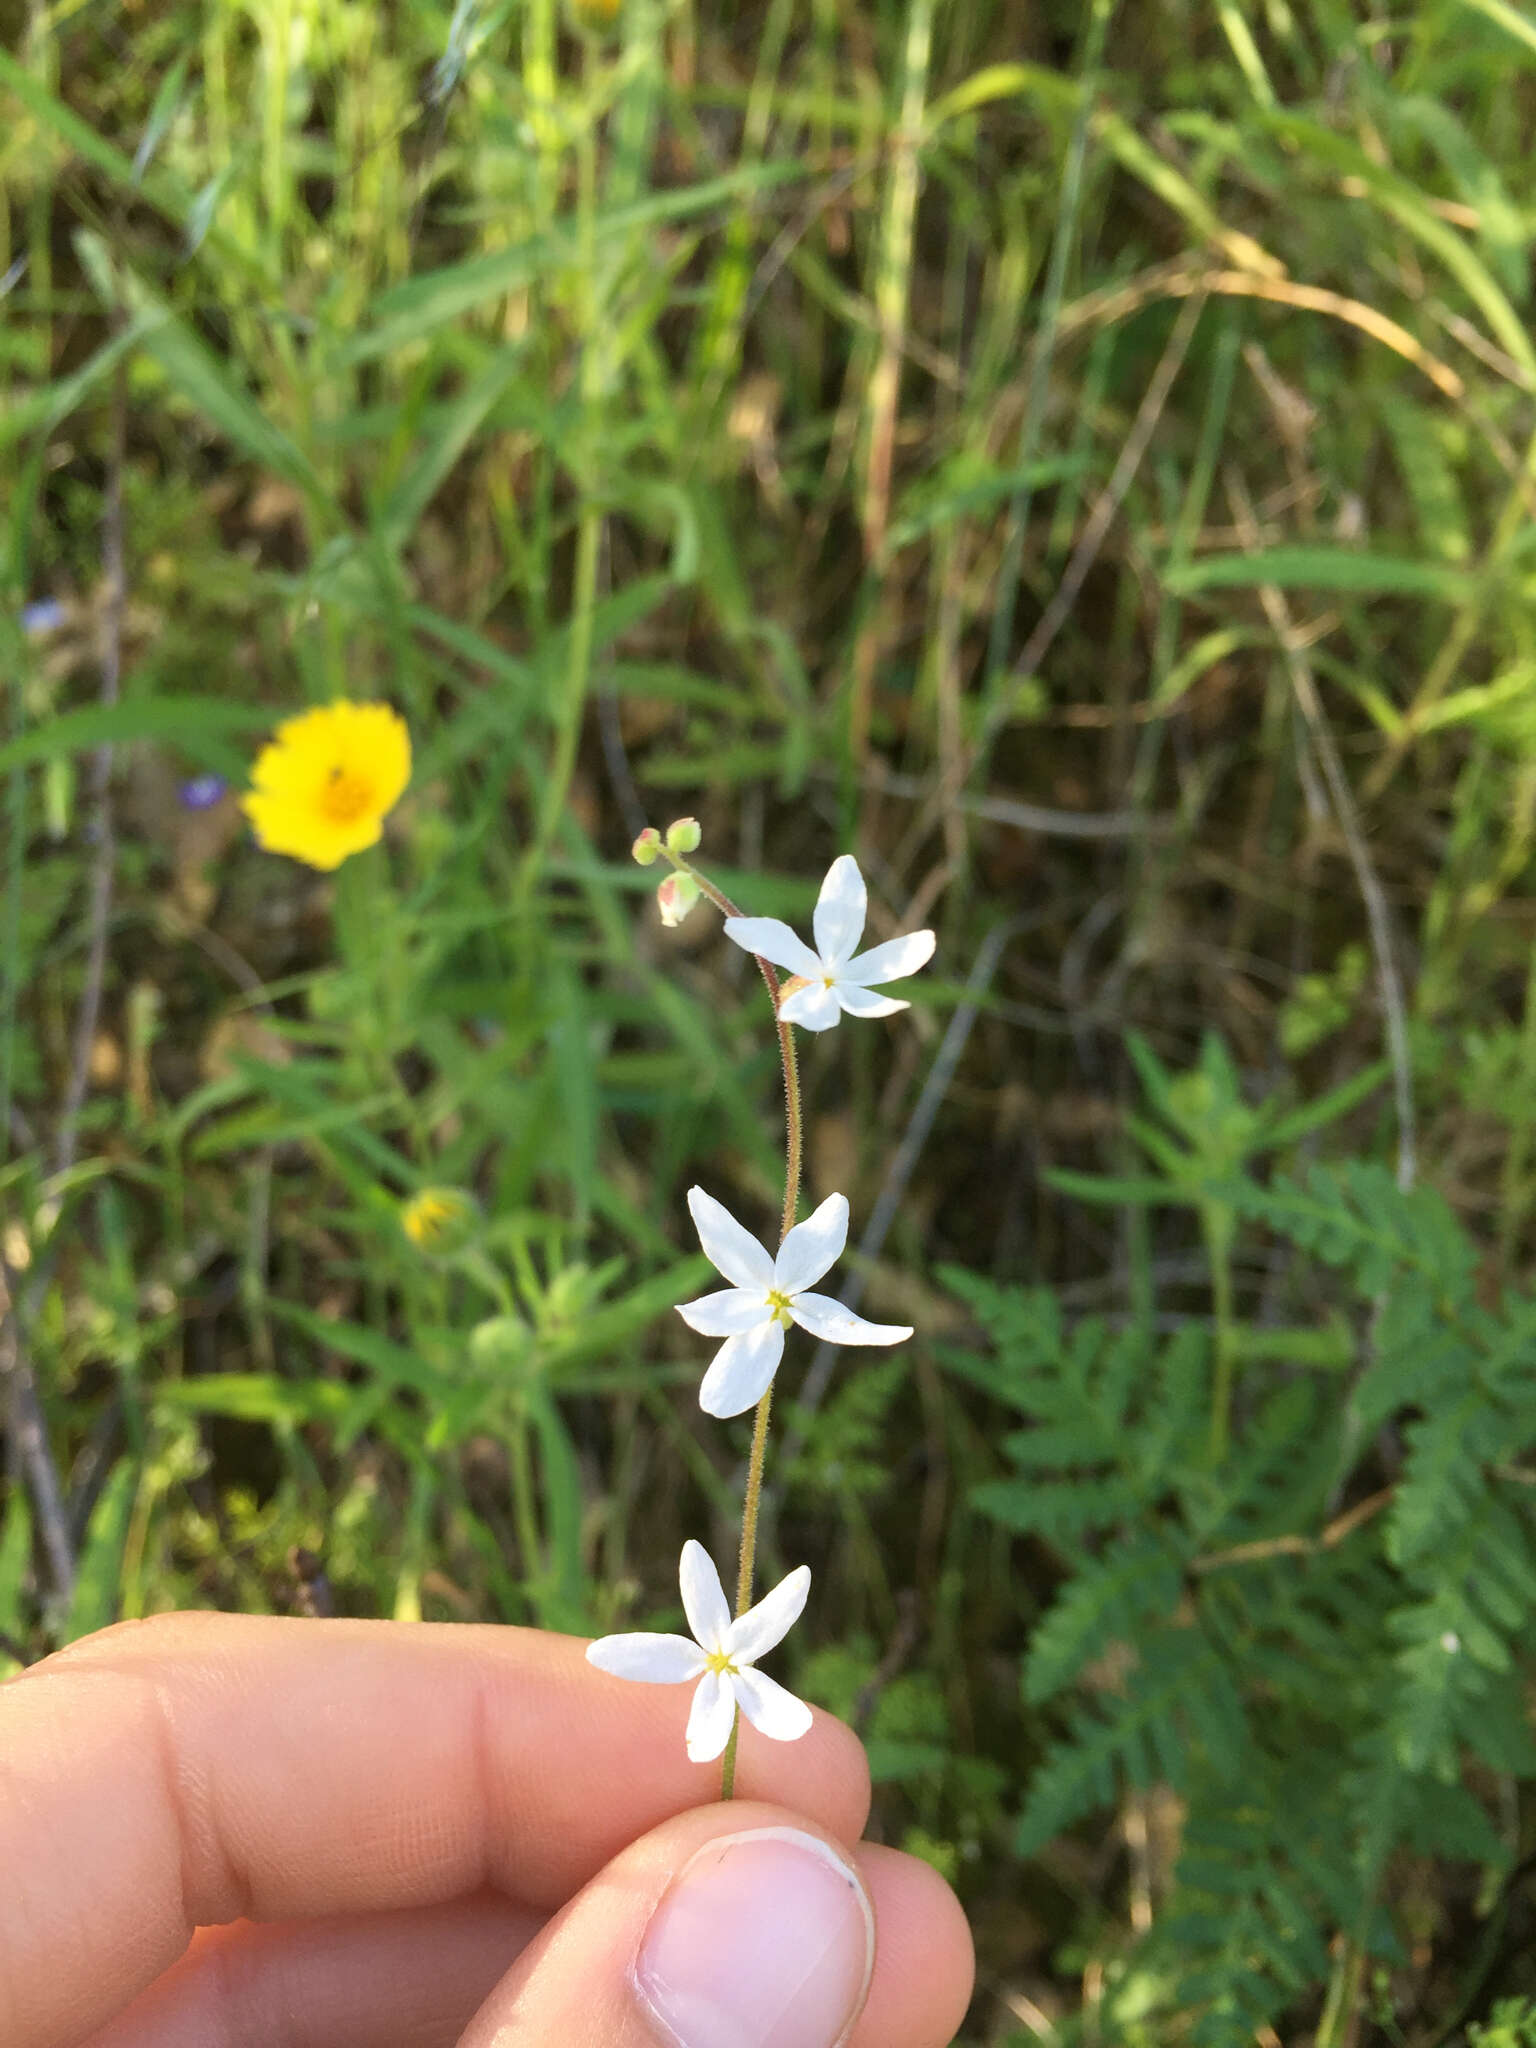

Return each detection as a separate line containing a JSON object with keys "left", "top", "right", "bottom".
{"left": 0, "top": 1611, "right": 870, "bottom": 2048}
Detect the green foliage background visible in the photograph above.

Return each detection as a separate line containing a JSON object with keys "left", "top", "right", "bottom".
{"left": 7, "top": 0, "right": 1536, "bottom": 2039}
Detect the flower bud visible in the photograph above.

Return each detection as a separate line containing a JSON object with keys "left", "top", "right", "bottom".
{"left": 400, "top": 1186, "right": 479, "bottom": 1256}
{"left": 657, "top": 872, "right": 701, "bottom": 928}
{"left": 632, "top": 827, "right": 662, "bottom": 866}
{"left": 664, "top": 816, "right": 702, "bottom": 855}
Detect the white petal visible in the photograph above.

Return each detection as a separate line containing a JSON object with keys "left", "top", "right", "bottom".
{"left": 732, "top": 1666, "right": 815, "bottom": 1744}
{"left": 835, "top": 985, "right": 908, "bottom": 1020}
{"left": 778, "top": 981, "right": 842, "bottom": 1032}
{"left": 721, "top": 916, "right": 822, "bottom": 982}
{"left": 685, "top": 1669, "right": 738, "bottom": 1763}
{"left": 679, "top": 1539, "right": 732, "bottom": 1653}
{"left": 790, "top": 1292, "right": 913, "bottom": 1347}
{"left": 687, "top": 1187, "right": 775, "bottom": 1292}
{"left": 586, "top": 1633, "right": 708, "bottom": 1684}
{"left": 676, "top": 1288, "right": 769, "bottom": 1338}
{"left": 812, "top": 855, "right": 867, "bottom": 966}
{"left": 843, "top": 929, "right": 935, "bottom": 987}
{"left": 726, "top": 1562, "right": 811, "bottom": 1664}
{"left": 699, "top": 1320, "right": 785, "bottom": 1418}
{"left": 774, "top": 1192, "right": 849, "bottom": 1296}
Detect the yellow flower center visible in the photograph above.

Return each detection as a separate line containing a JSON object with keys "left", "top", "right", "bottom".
{"left": 320, "top": 762, "right": 377, "bottom": 825}
{"left": 704, "top": 1648, "right": 740, "bottom": 1677}
{"left": 404, "top": 1196, "right": 450, "bottom": 1245}
{"left": 765, "top": 1288, "right": 794, "bottom": 1328}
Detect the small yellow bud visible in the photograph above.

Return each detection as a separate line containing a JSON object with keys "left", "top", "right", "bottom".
{"left": 657, "top": 872, "right": 701, "bottom": 928}
{"left": 632, "top": 827, "right": 662, "bottom": 866}
{"left": 401, "top": 1186, "right": 479, "bottom": 1255}
{"left": 665, "top": 816, "right": 702, "bottom": 855}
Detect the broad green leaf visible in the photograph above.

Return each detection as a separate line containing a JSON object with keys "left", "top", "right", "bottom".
{"left": 0, "top": 693, "right": 269, "bottom": 781}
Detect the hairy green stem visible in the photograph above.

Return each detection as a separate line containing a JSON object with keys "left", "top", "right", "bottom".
{"left": 676, "top": 858, "right": 803, "bottom": 1799}
{"left": 719, "top": 1382, "right": 775, "bottom": 1800}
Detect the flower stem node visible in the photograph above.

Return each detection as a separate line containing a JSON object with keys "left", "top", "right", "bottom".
{"left": 664, "top": 816, "right": 702, "bottom": 855}
{"left": 723, "top": 853, "right": 935, "bottom": 1030}
{"left": 677, "top": 1186, "right": 913, "bottom": 1416}
{"left": 657, "top": 872, "right": 701, "bottom": 928}
{"left": 632, "top": 827, "right": 663, "bottom": 867}
{"left": 586, "top": 1540, "right": 814, "bottom": 1764}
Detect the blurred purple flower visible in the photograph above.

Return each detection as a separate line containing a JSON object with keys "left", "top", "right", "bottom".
{"left": 20, "top": 598, "right": 65, "bottom": 636}
{"left": 180, "top": 774, "right": 229, "bottom": 811}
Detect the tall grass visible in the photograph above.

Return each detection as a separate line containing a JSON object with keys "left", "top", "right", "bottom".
{"left": 6, "top": 1, "right": 1536, "bottom": 2037}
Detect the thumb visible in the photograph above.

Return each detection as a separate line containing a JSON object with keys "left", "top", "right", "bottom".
{"left": 459, "top": 1800, "right": 881, "bottom": 2048}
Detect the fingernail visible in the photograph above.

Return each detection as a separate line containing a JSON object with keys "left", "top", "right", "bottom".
{"left": 634, "top": 1826, "right": 875, "bottom": 2048}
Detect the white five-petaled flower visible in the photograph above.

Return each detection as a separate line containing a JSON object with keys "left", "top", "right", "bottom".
{"left": 677, "top": 1186, "right": 913, "bottom": 1418}
{"left": 586, "top": 1540, "right": 814, "bottom": 1763}
{"left": 722, "top": 853, "right": 935, "bottom": 1032}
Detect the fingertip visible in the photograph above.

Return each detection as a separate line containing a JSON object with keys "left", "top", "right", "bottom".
{"left": 733, "top": 1706, "right": 872, "bottom": 1848}
{"left": 851, "top": 1842, "right": 975, "bottom": 2048}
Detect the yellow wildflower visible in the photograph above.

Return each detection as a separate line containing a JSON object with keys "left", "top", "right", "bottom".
{"left": 242, "top": 701, "right": 411, "bottom": 871}
{"left": 401, "top": 1186, "right": 477, "bottom": 1253}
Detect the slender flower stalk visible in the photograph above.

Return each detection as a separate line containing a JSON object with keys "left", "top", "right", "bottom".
{"left": 651, "top": 842, "right": 803, "bottom": 1794}
{"left": 589, "top": 828, "right": 936, "bottom": 1796}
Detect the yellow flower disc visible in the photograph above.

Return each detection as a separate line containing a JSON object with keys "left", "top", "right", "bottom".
{"left": 242, "top": 701, "right": 412, "bottom": 871}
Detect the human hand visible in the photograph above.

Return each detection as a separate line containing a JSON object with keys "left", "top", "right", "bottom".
{"left": 0, "top": 1612, "right": 974, "bottom": 2047}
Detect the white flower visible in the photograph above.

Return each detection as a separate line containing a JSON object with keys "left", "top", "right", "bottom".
{"left": 677, "top": 1186, "right": 913, "bottom": 1417}
{"left": 586, "top": 1540, "right": 814, "bottom": 1763}
{"left": 722, "top": 853, "right": 935, "bottom": 1032}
